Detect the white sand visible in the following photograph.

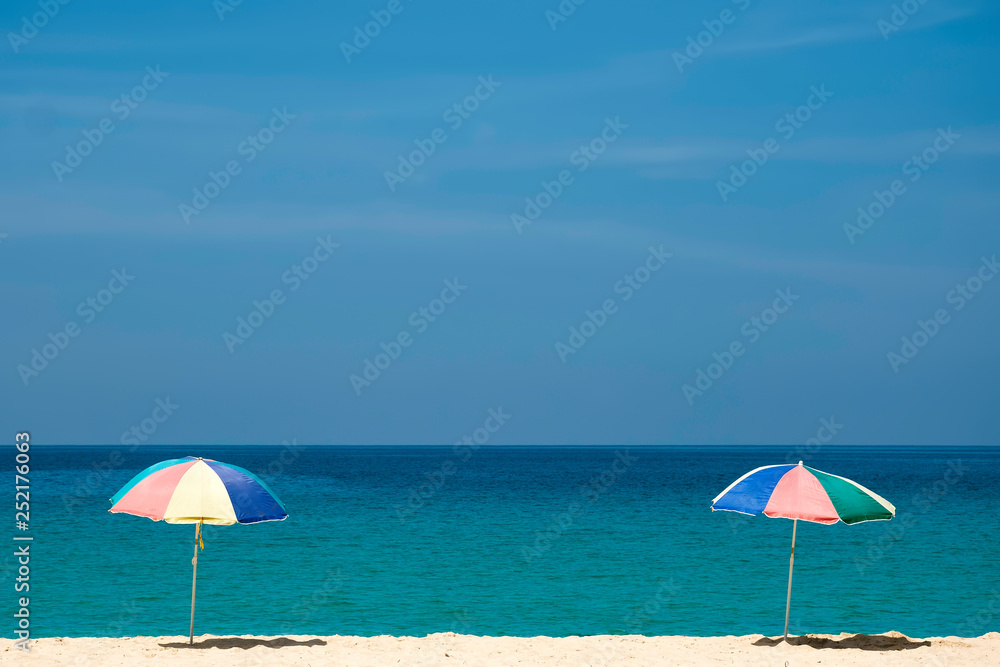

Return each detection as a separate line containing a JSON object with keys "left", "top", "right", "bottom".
{"left": 7, "top": 632, "right": 998, "bottom": 666}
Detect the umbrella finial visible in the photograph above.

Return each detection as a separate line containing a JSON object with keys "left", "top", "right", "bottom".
{"left": 798, "top": 460, "right": 803, "bottom": 466}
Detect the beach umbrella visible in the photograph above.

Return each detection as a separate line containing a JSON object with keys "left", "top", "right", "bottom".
{"left": 711, "top": 460, "right": 894, "bottom": 640}
{"left": 109, "top": 456, "right": 287, "bottom": 644}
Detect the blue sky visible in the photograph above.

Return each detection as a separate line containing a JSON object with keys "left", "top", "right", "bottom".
{"left": 1, "top": 0, "right": 997, "bottom": 445}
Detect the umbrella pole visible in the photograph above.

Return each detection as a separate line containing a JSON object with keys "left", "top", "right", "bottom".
{"left": 783, "top": 518, "right": 797, "bottom": 641}
{"left": 189, "top": 521, "right": 201, "bottom": 646}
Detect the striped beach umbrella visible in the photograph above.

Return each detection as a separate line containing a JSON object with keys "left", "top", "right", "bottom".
{"left": 110, "top": 456, "right": 287, "bottom": 644}
{"left": 711, "top": 461, "right": 894, "bottom": 639}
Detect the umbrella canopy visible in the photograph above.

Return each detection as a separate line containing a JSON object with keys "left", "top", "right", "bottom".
{"left": 109, "top": 456, "right": 287, "bottom": 644}
{"left": 711, "top": 461, "right": 894, "bottom": 640}
{"left": 712, "top": 462, "right": 894, "bottom": 525}
{"left": 110, "top": 456, "right": 287, "bottom": 525}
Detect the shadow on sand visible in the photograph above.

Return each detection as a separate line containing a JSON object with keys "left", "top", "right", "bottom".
{"left": 159, "top": 637, "right": 328, "bottom": 650}
{"left": 753, "top": 634, "right": 932, "bottom": 651}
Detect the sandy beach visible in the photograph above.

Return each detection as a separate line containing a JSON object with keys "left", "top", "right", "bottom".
{"left": 8, "top": 632, "right": 997, "bottom": 666}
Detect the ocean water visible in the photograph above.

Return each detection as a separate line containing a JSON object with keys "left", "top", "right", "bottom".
{"left": 15, "top": 445, "right": 1000, "bottom": 639}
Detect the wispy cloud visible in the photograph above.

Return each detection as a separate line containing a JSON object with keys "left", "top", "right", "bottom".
{"left": 714, "top": 3, "right": 979, "bottom": 56}
{"left": 526, "top": 214, "right": 969, "bottom": 296}
{"left": 600, "top": 126, "right": 1000, "bottom": 178}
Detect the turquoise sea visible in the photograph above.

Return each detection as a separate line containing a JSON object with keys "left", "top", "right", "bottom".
{"left": 14, "top": 445, "right": 1000, "bottom": 638}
